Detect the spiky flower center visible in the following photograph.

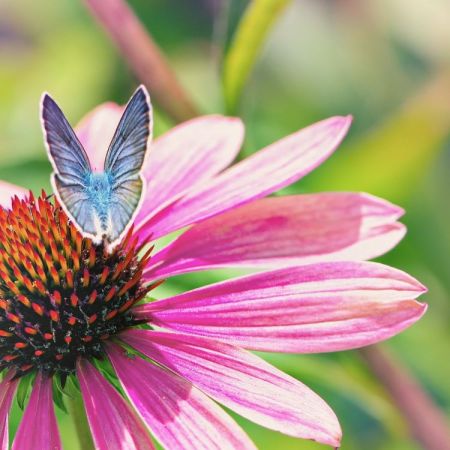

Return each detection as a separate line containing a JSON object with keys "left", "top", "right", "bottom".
{"left": 0, "top": 193, "right": 151, "bottom": 378}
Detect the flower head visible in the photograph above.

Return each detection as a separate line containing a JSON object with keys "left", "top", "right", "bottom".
{"left": 0, "top": 98, "right": 426, "bottom": 450}
{"left": 0, "top": 194, "right": 152, "bottom": 379}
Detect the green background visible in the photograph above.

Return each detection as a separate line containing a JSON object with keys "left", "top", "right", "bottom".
{"left": 0, "top": 1, "right": 449, "bottom": 448}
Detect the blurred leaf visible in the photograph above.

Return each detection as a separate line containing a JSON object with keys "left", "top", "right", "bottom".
{"left": 64, "top": 374, "right": 81, "bottom": 396}
{"left": 55, "top": 374, "right": 74, "bottom": 399}
{"left": 16, "top": 371, "right": 34, "bottom": 410}
{"left": 92, "top": 357, "right": 123, "bottom": 393}
{"left": 53, "top": 379, "right": 68, "bottom": 413}
{"left": 223, "top": 0, "right": 292, "bottom": 113}
{"left": 0, "top": 159, "right": 50, "bottom": 193}
{"left": 0, "top": 22, "right": 116, "bottom": 166}
{"left": 261, "top": 352, "right": 407, "bottom": 438}
{"left": 303, "top": 73, "right": 450, "bottom": 203}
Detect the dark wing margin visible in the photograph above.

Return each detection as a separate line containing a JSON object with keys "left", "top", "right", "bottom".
{"left": 104, "top": 85, "right": 152, "bottom": 185}
{"left": 41, "top": 93, "right": 91, "bottom": 184}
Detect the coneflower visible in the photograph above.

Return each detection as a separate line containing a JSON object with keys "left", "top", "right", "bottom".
{"left": 0, "top": 193, "right": 154, "bottom": 380}
{"left": 0, "top": 100, "right": 426, "bottom": 449}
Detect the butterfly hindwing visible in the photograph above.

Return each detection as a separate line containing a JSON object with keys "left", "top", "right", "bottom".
{"left": 104, "top": 86, "right": 151, "bottom": 242}
{"left": 109, "top": 178, "right": 144, "bottom": 241}
{"left": 52, "top": 174, "right": 97, "bottom": 237}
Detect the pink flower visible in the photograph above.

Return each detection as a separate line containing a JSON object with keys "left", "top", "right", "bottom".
{"left": 0, "top": 102, "right": 426, "bottom": 449}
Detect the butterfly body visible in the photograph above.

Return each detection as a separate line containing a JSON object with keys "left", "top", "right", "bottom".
{"left": 86, "top": 172, "right": 113, "bottom": 226}
{"left": 42, "top": 86, "right": 151, "bottom": 247}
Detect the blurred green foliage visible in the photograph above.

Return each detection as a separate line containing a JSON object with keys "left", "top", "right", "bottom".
{"left": 0, "top": 0, "right": 449, "bottom": 449}
{"left": 223, "top": 0, "right": 292, "bottom": 113}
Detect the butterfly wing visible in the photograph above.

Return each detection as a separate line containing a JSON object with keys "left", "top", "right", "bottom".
{"left": 107, "top": 177, "right": 144, "bottom": 241}
{"left": 41, "top": 94, "right": 98, "bottom": 238}
{"left": 104, "top": 85, "right": 152, "bottom": 242}
{"left": 52, "top": 174, "right": 97, "bottom": 236}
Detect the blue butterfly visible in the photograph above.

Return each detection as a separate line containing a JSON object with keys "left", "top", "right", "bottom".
{"left": 41, "top": 85, "right": 152, "bottom": 246}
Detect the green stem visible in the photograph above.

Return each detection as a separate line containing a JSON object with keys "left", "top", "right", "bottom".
{"left": 223, "top": 0, "right": 293, "bottom": 114}
{"left": 84, "top": 0, "right": 199, "bottom": 123}
{"left": 360, "top": 345, "right": 450, "bottom": 450}
{"left": 67, "top": 393, "right": 95, "bottom": 450}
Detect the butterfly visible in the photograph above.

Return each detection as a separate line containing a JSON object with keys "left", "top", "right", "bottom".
{"left": 41, "top": 85, "right": 152, "bottom": 247}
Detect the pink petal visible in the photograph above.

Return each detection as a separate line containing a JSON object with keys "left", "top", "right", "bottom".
{"left": 77, "top": 360, "right": 155, "bottom": 450}
{"left": 107, "top": 343, "right": 256, "bottom": 450}
{"left": 121, "top": 329, "right": 341, "bottom": 447}
{"left": 135, "top": 115, "right": 244, "bottom": 229}
{"left": 0, "top": 372, "right": 18, "bottom": 450}
{"left": 0, "top": 181, "right": 28, "bottom": 209}
{"left": 135, "top": 262, "right": 427, "bottom": 353}
{"left": 12, "top": 372, "right": 61, "bottom": 450}
{"left": 144, "top": 193, "right": 405, "bottom": 280}
{"left": 136, "top": 116, "right": 352, "bottom": 240}
{"left": 75, "top": 102, "right": 125, "bottom": 172}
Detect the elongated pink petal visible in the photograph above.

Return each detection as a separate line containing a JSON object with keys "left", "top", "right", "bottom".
{"left": 135, "top": 116, "right": 244, "bottom": 228}
{"left": 12, "top": 372, "right": 61, "bottom": 450}
{"left": 135, "top": 262, "right": 427, "bottom": 353}
{"left": 0, "top": 373, "right": 18, "bottom": 450}
{"left": 75, "top": 103, "right": 125, "bottom": 172}
{"left": 77, "top": 360, "right": 155, "bottom": 450}
{"left": 144, "top": 193, "right": 405, "bottom": 280}
{"left": 107, "top": 343, "right": 256, "bottom": 450}
{"left": 136, "top": 116, "right": 352, "bottom": 240}
{"left": 121, "top": 330, "right": 341, "bottom": 447}
{"left": 0, "top": 181, "right": 28, "bottom": 209}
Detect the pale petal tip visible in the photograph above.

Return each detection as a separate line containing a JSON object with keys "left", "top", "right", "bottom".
{"left": 204, "top": 114, "right": 245, "bottom": 130}
{"left": 316, "top": 114, "right": 352, "bottom": 145}
{"left": 322, "top": 423, "right": 342, "bottom": 448}
{"left": 417, "top": 301, "right": 428, "bottom": 317}
{"left": 398, "top": 300, "right": 428, "bottom": 332}
{"left": 393, "top": 222, "right": 407, "bottom": 242}
{"left": 321, "top": 114, "right": 352, "bottom": 128}
{"left": 412, "top": 279, "right": 428, "bottom": 295}
{"left": 333, "top": 114, "right": 353, "bottom": 128}
{"left": 369, "top": 262, "right": 428, "bottom": 295}
{"left": 77, "top": 101, "right": 125, "bottom": 122}
{"left": 187, "top": 114, "right": 245, "bottom": 148}
{"left": 359, "top": 192, "right": 406, "bottom": 219}
{"left": 321, "top": 404, "right": 342, "bottom": 448}
{"left": 317, "top": 437, "right": 342, "bottom": 449}
{"left": 220, "top": 115, "right": 245, "bottom": 133}
{"left": 161, "top": 114, "right": 245, "bottom": 142}
{"left": 420, "top": 284, "right": 428, "bottom": 294}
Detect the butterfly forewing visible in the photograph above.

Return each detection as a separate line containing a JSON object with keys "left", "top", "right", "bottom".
{"left": 42, "top": 95, "right": 91, "bottom": 183}
{"left": 42, "top": 94, "right": 100, "bottom": 238}
{"left": 104, "top": 86, "right": 151, "bottom": 242}
{"left": 105, "top": 86, "right": 151, "bottom": 183}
